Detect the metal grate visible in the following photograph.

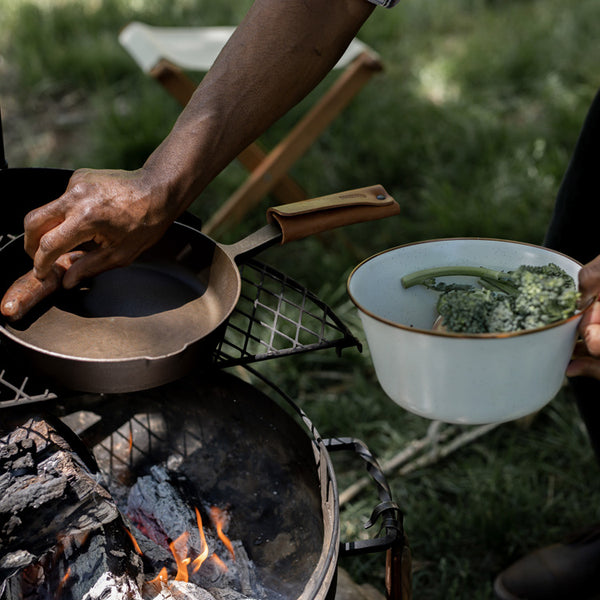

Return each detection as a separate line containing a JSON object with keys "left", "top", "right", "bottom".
{"left": 213, "top": 259, "right": 361, "bottom": 367}
{"left": 0, "top": 234, "right": 58, "bottom": 407}
{"left": 0, "top": 367, "right": 57, "bottom": 408}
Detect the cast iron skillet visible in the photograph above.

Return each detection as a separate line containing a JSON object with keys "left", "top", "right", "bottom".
{"left": 0, "top": 175, "right": 399, "bottom": 393}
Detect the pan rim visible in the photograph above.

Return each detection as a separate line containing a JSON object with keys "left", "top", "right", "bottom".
{"left": 0, "top": 222, "right": 242, "bottom": 365}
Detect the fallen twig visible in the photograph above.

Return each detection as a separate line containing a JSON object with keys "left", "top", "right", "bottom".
{"left": 339, "top": 421, "right": 501, "bottom": 506}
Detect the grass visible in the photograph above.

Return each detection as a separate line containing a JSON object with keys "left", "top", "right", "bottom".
{"left": 2, "top": 0, "right": 600, "bottom": 598}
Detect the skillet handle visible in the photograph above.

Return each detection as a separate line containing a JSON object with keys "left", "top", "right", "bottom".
{"left": 266, "top": 184, "right": 400, "bottom": 244}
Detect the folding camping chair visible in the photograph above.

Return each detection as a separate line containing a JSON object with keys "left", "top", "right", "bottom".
{"left": 119, "top": 21, "right": 383, "bottom": 235}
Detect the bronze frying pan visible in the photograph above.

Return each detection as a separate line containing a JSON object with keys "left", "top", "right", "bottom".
{"left": 0, "top": 185, "right": 399, "bottom": 393}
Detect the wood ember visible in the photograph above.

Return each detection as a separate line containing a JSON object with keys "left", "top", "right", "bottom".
{"left": 0, "top": 416, "right": 121, "bottom": 580}
{"left": 207, "top": 588, "right": 261, "bottom": 600}
{"left": 59, "top": 520, "right": 144, "bottom": 600}
{"left": 81, "top": 571, "right": 144, "bottom": 600}
{"left": 123, "top": 518, "right": 174, "bottom": 572}
{"left": 0, "top": 419, "right": 264, "bottom": 600}
{"left": 0, "top": 417, "right": 144, "bottom": 599}
{"left": 7, "top": 524, "right": 145, "bottom": 600}
{"left": 125, "top": 466, "right": 261, "bottom": 598}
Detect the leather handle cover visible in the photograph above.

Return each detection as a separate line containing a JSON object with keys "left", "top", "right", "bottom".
{"left": 266, "top": 184, "right": 400, "bottom": 244}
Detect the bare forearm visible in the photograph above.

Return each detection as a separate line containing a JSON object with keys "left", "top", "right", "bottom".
{"left": 143, "top": 0, "right": 375, "bottom": 215}
{"left": 12, "top": 0, "right": 376, "bottom": 316}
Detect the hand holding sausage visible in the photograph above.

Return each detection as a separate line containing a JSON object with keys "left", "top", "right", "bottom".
{"left": 23, "top": 167, "right": 180, "bottom": 290}
{"left": 1, "top": 251, "right": 84, "bottom": 321}
{"left": 3, "top": 166, "right": 184, "bottom": 322}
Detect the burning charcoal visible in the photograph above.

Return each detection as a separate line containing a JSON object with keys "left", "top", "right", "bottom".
{"left": 123, "top": 518, "right": 174, "bottom": 574}
{"left": 126, "top": 466, "right": 261, "bottom": 597}
{"left": 126, "top": 466, "right": 206, "bottom": 548}
{"left": 4, "top": 520, "right": 146, "bottom": 599}
{"left": 61, "top": 521, "right": 145, "bottom": 599}
{"left": 226, "top": 542, "right": 261, "bottom": 598}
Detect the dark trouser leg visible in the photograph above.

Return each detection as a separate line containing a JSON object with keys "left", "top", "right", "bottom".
{"left": 544, "top": 88, "right": 600, "bottom": 463}
{"left": 494, "top": 89, "right": 600, "bottom": 600}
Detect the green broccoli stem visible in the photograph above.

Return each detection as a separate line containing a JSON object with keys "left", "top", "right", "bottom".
{"left": 478, "top": 277, "right": 518, "bottom": 295}
{"left": 401, "top": 265, "right": 515, "bottom": 291}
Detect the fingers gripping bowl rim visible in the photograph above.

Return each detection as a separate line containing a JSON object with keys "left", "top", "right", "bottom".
{"left": 347, "top": 238, "right": 589, "bottom": 425}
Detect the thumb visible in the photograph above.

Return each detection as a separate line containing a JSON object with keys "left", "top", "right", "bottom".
{"left": 582, "top": 322, "right": 600, "bottom": 359}
{"left": 567, "top": 356, "right": 600, "bottom": 380}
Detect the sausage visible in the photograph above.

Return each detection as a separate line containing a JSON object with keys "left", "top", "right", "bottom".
{"left": 1, "top": 253, "right": 82, "bottom": 321}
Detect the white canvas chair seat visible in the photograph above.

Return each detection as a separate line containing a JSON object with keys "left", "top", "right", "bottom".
{"left": 119, "top": 22, "right": 372, "bottom": 74}
{"left": 119, "top": 21, "right": 383, "bottom": 235}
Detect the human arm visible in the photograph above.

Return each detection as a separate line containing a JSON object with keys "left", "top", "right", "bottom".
{"left": 22, "top": 0, "right": 375, "bottom": 289}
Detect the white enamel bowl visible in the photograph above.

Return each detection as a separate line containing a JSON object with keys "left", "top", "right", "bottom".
{"left": 347, "top": 238, "right": 585, "bottom": 424}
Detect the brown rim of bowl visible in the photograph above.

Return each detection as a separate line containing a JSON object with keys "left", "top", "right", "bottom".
{"left": 346, "top": 237, "right": 593, "bottom": 339}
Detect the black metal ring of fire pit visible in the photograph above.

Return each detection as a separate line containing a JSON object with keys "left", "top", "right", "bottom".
{"left": 0, "top": 366, "right": 406, "bottom": 600}
{"left": 248, "top": 367, "right": 407, "bottom": 598}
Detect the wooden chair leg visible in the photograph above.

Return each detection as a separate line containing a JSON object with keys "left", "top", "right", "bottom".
{"left": 203, "top": 50, "right": 383, "bottom": 235}
{"left": 386, "top": 538, "right": 413, "bottom": 600}
{"left": 149, "top": 59, "right": 306, "bottom": 207}
{"left": 149, "top": 59, "right": 198, "bottom": 107}
{"left": 236, "top": 144, "right": 305, "bottom": 204}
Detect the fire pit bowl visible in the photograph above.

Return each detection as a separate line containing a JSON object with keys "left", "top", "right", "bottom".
{"left": 347, "top": 238, "right": 587, "bottom": 425}
{"left": 0, "top": 369, "right": 405, "bottom": 600}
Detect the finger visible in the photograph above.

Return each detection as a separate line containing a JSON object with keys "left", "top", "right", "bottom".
{"left": 1, "top": 251, "right": 84, "bottom": 321}
{"left": 578, "top": 256, "right": 600, "bottom": 305}
{"left": 579, "top": 299, "right": 600, "bottom": 332}
{"left": 0, "top": 271, "right": 60, "bottom": 321}
{"left": 23, "top": 201, "right": 67, "bottom": 259}
{"left": 571, "top": 339, "right": 590, "bottom": 358}
{"left": 56, "top": 250, "right": 86, "bottom": 270}
{"left": 566, "top": 356, "right": 600, "bottom": 380}
{"left": 582, "top": 322, "right": 600, "bottom": 358}
{"left": 61, "top": 246, "right": 128, "bottom": 289}
{"left": 31, "top": 218, "right": 95, "bottom": 280}
{"left": 24, "top": 171, "right": 94, "bottom": 273}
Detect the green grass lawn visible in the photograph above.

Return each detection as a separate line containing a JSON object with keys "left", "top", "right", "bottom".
{"left": 2, "top": 0, "right": 600, "bottom": 597}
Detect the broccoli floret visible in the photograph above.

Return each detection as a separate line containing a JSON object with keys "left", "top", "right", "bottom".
{"left": 436, "top": 288, "right": 497, "bottom": 333}
{"left": 401, "top": 263, "right": 579, "bottom": 334}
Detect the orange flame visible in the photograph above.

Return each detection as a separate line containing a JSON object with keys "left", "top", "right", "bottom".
{"left": 123, "top": 527, "right": 143, "bottom": 555}
{"left": 211, "top": 553, "right": 228, "bottom": 573}
{"left": 143, "top": 504, "right": 233, "bottom": 586}
{"left": 170, "top": 531, "right": 192, "bottom": 582}
{"left": 148, "top": 566, "right": 169, "bottom": 585}
{"left": 56, "top": 567, "right": 71, "bottom": 595}
{"left": 210, "top": 506, "right": 235, "bottom": 560}
{"left": 191, "top": 506, "right": 210, "bottom": 573}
